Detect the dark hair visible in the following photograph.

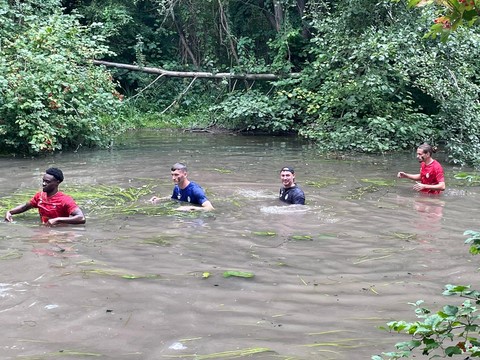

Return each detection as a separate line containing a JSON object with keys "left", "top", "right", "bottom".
{"left": 171, "top": 163, "right": 187, "bottom": 172}
{"left": 280, "top": 166, "right": 295, "bottom": 174}
{"left": 46, "top": 167, "right": 64, "bottom": 183}
{"left": 418, "top": 143, "right": 437, "bottom": 155}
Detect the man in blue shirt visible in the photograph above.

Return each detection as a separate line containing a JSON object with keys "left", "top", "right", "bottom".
{"left": 150, "top": 163, "right": 214, "bottom": 211}
{"left": 279, "top": 167, "right": 305, "bottom": 205}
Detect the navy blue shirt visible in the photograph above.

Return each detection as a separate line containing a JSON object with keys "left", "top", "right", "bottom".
{"left": 279, "top": 185, "right": 305, "bottom": 205}
{"left": 171, "top": 181, "right": 209, "bottom": 205}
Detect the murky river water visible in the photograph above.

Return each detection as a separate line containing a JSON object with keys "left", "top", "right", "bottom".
{"left": 0, "top": 130, "right": 479, "bottom": 360}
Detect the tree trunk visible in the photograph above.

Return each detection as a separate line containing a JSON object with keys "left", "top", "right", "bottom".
{"left": 92, "top": 60, "right": 300, "bottom": 80}
{"left": 273, "top": 0, "right": 284, "bottom": 32}
{"left": 171, "top": 11, "right": 198, "bottom": 67}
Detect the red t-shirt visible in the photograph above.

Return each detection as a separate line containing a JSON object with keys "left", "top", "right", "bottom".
{"left": 420, "top": 160, "right": 445, "bottom": 195}
{"left": 29, "top": 191, "right": 79, "bottom": 223}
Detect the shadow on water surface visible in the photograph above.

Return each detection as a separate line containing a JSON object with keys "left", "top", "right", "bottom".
{"left": 0, "top": 130, "right": 479, "bottom": 359}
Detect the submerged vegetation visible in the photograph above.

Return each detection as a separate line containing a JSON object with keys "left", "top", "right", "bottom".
{"left": 0, "top": 182, "right": 205, "bottom": 221}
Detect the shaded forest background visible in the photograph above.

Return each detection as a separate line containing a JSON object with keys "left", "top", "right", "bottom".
{"left": 1, "top": 0, "right": 480, "bottom": 166}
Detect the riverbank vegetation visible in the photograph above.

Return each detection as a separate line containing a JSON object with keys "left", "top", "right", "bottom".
{"left": 1, "top": 0, "right": 479, "bottom": 166}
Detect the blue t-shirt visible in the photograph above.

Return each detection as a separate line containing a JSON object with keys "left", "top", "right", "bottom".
{"left": 279, "top": 185, "right": 305, "bottom": 205}
{"left": 171, "top": 181, "right": 209, "bottom": 205}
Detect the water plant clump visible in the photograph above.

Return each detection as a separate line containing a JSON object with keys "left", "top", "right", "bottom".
{"left": 305, "top": 178, "right": 341, "bottom": 188}
{"left": 0, "top": 183, "right": 207, "bottom": 220}
{"left": 345, "top": 178, "right": 395, "bottom": 200}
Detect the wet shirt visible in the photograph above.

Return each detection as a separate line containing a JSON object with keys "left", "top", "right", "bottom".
{"left": 279, "top": 185, "right": 305, "bottom": 205}
{"left": 171, "top": 181, "right": 208, "bottom": 205}
{"left": 29, "top": 191, "right": 80, "bottom": 223}
{"left": 420, "top": 160, "right": 445, "bottom": 195}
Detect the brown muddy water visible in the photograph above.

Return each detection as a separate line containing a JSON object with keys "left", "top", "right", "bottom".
{"left": 0, "top": 130, "right": 479, "bottom": 360}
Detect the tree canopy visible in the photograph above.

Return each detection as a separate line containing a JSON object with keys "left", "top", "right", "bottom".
{"left": 1, "top": 0, "right": 480, "bottom": 166}
{"left": 0, "top": 0, "right": 123, "bottom": 153}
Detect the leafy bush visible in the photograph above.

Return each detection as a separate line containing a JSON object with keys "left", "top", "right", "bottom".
{"left": 0, "top": 1, "right": 122, "bottom": 153}
{"left": 210, "top": 90, "right": 295, "bottom": 133}
{"left": 267, "top": 0, "right": 480, "bottom": 164}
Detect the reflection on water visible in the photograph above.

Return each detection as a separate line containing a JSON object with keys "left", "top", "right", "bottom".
{"left": 0, "top": 130, "right": 479, "bottom": 359}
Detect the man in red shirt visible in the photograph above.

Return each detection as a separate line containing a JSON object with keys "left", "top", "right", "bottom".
{"left": 5, "top": 167, "right": 86, "bottom": 226}
{"left": 397, "top": 143, "right": 446, "bottom": 195}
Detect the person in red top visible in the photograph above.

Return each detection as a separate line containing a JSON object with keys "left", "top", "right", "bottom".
{"left": 397, "top": 143, "right": 446, "bottom": 195}
{"left": 4, "top": 167, "right": 86, "bottom": 226}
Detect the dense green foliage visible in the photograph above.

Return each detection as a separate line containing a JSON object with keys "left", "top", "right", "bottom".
{"left": 1, "top": 0, "right": 480, "bottom": 166}
{"left": 281, "top": 1, "right": 480, "bottom": 165}
{"left": 372, "top": 230, "right": 480, "bottom": 359}
{"left": 0, "top": 0, "right": 123, "bottom": 153}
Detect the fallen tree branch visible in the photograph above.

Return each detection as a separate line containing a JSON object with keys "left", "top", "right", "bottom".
{"left": 128, "top": 74, "right": 165, "bottom": 101}
{"left": 92, "top": 60, "right": 299, "bottom": 81}
{"left": 161, "top": 77, "right": 198, "bottom": 114}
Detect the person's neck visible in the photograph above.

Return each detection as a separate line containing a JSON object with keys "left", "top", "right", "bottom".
{"left": 45, "top": 189, "right": 58, "bottom": 197}
{"left": 179, "top": 179, "right": 190, "bottom": 190}
{"left": 424, "top": 158, "right": 434, "bottom": 165}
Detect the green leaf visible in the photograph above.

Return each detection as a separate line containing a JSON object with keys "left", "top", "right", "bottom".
{"left": 223, "top": 271, "right": 255, "bottom": 278}
{"left": 444, "top": 346, "right": 463, "bottom": 356}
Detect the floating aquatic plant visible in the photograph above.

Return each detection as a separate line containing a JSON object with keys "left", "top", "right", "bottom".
{"left": 391, "top": 232, "right": 417, "bottom": 240}
{"left": 0, "top": 182, "right": 207, "bottom": 220}
{"left": 162, "top": 347, "right": 272, "bottom": 359}
{"left": 360, "top": 178, "right": 395, "bottom": 186}
{"left": 346, "top": 178, "right": 395, "bottom": 200}
{"left": 81, "top": 268, "right": 160, "bottom": 280}
{"left": 453, "top": 171, "right": 480, "bottom": 186}
{"left": 213, "top": 168, "right": 232, "bottom": 174}
{"left": 223, "top": 270, "right": 255, "bottom": 278}
{"left": 17, "top": 349, "right": 103, "bottom": 358}
{"left": 305, "top": 178, "right": 341, "bottom": 188}
{"left": 142, "top": 236, "right": 173, "bottom": 246}
{"left": 289, "top": 235, "right": 313, "bottom": 241}
{"left": 317, "top": 233, "right": 338, "bottom": 239}
{"left": 252, "top": 231, "right": 277, "bottom": 237}
{"left": 0, "top": 250, "right": 23, "bottom": 260}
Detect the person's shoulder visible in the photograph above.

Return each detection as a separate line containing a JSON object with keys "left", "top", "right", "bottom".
{"left": 293, "top": 185, "right": 305, "bottom": 194}
{"left": 30, "top": 191, "right": 42, "bottom": 202}
{"left": 189, "top": 181, "right": 204, "bottom": 190}
{"left": 56, "top": 192, "right": 76, "bottom": 201}
{"left": 429, "top": 160, "right": 444, "bottom": 169}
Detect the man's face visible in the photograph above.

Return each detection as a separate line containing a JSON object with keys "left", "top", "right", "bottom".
{"left": 416, "top": 149, "right": 427, "bottom": 163}
{"left": 280, "top": 170, "right": 295, "bottom": 188}
{"left": 42, "top": 173, "right": 59, "bottom": 193}
{"left": 171, "top": 169, "right": 187, "bottom": 184}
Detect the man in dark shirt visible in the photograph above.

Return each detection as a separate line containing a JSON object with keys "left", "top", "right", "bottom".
{"left": 279, "top": 167, "right": 305, "bottom": 205}
{"left": 150, "top": 163, "right": 214, "bottom": 211}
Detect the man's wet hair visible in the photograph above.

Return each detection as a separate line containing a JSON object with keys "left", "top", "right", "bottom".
{"left": 418, "top": 143, "right": 438, "bottom": 155}
{"left": 171, "top": 163, "right": 187, "bottom": 172}
{"left": 46, "top": 167, "right": 64, "bottom": 183}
